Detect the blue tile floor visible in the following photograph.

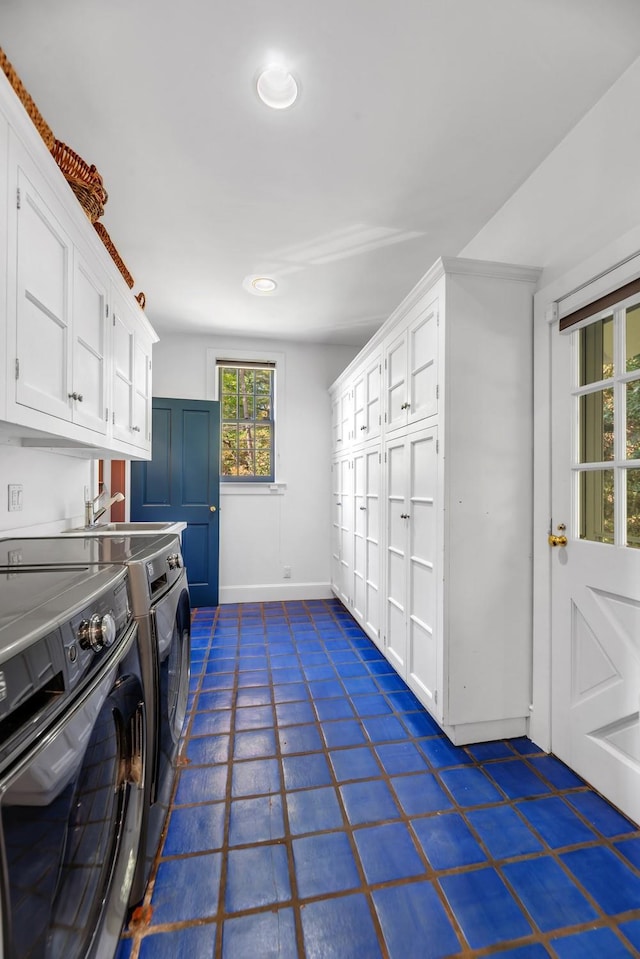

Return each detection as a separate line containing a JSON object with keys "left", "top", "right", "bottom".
{"left": 118, "top": 599, "right": 640, "bottom": 958}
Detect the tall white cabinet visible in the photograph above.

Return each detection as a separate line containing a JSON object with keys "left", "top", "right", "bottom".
{"left": 329, "top": 257, "right": 540, "bottom": 745}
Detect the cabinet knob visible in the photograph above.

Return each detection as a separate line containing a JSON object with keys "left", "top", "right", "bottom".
{"left": 360, "top": 425, "right": 367, "bottom": 431}
{"left": 400, "top": 512, "right": 410, "bottom": 519}
{"left": 131, "top": 425, "right": 141, "bottom": 432}
{"left": 68, "top": 391, "right": 78, "bottom": 401}
{"left": 77, "top": 393, "right": 83, "bottom": 402}
{"left": 400, "top": 401, "right": 411, "bottom": 410}
{"left": 359, "top": 506, "right": 367, "bottom": 511}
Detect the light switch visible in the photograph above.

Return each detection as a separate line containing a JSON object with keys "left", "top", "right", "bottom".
{"left": 8, "top": 484, "right": 23, "bottom": 512}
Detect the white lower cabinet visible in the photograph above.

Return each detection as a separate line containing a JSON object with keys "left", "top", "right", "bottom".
{"left": 330, "top": 256, "right": 541, "bottom": 745}
{"left": 330, "top": 455, "right": 352, "bottom": 608}
{"left": 352, "top": 444, "right": 382, "bottom": 647}
{"left": 384, "top": 426, "right": 439, "bottom": 716}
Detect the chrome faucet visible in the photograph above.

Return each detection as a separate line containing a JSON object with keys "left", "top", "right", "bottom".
{"left": 84, "top": 490, "right": 125, "bottom": 527}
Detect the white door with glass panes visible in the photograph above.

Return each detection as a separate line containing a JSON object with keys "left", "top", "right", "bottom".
{"left": 352, "top": 446, "right": 382, "bottom": 647}
{"left": 551, "top": 296, "right": 640, "bottom": 824}
{"left": 330, "top": 456, "right": 352, "bottom": 607}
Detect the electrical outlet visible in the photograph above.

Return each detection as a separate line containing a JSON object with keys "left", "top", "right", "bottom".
{"left": 8, "top": 485, "right": 23, "bottom": 512}
{"left": 283, "top": 565, "right": 292, "bottom": 579}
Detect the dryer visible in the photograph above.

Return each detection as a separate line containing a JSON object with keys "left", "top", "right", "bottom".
{"left": 0, "top": 562, "right": 146, "bottom": 959}
{"left": 0, "top": 534, "right": 191, "bottom": 903}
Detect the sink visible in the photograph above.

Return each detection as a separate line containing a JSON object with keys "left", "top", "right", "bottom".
{"left": 100, "top": 522, "right": 175, "bottom": 531}
{"left": 63, "top": 521, "right": 186, "bottom": 535}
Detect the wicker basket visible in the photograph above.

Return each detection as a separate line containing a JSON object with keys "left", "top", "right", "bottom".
{"left": 51, "top": 139, "right": 108, "bottom": 223}
{"left": 0, "top": 47, "right": 55, "bottom": 150}
{"left": 94, "top": 222, "right": 134, "bottom": 289}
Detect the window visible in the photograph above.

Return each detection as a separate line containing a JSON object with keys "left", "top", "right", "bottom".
{"left": 573, "top": 300, "right": 640, "bottom": 546}
{"left": 217, "top": 361, "right": 275, "bottom": 482}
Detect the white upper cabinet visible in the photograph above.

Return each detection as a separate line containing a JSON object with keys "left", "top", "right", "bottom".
{"left": 0, "top": 69, "right": 157, "bottom": 458}
{"left": 71, "top": 251, "right": 109, "bottom": 436}
{"left": 384, "top": 295, "right": 439, "bottom": 433}
{"left": 353, "top": 351, "right": 382, "bottom": 445}
{"left": 111, "top": 288, "right": 152, "bottom": 454}
{"left": 11, "top": 146, "right": 74, "bottom": 425}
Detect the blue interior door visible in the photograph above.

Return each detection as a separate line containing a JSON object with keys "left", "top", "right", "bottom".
{"left": 130, "top": 398, "right": 220, "bottom": 606}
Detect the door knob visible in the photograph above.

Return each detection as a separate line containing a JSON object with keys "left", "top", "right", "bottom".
{"left": 548, "top": 524, "right": 567, "bottom": 547}
{"left": 210, "top": 505, "right": 217, "bottom": 512}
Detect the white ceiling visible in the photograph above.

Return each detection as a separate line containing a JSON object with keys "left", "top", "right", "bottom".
{"left": 3, "top": 0, "right": 640, "bottom": 347}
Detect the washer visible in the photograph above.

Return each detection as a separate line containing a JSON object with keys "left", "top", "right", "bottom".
{"left": 0, "top": 534, "right": 191, "bottom": 903}
{"left": 0, "top": 562, "right": 145, "bottom": 959}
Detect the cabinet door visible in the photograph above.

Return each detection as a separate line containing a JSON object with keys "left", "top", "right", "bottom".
{"left": 14, "top": 162, "right": 73, "bottom": 422}
{"left": 353, "top": 446, "right": 382, "bottom": 646}
{"left": 384, "top": 434, "right": 408, "bottom": 673}
{"left": 405, "top": 427, "right": 440, "bottom": 718}
{"left": 353, "top": 369, "right": 367, "bottom": 438}
{"left": 111, "top": 297, "right": 134, "bottom": 443}
{"left": 330, "top": 391, "right": 341, "bottom": 450}
{"left": 354, "top": 354, "right": 382, "bottom": 444}
{"left": 330, "top": 456, "right": 352, "bottom": 607}
{"left": 339, "top": 385, "right": 353, "bottom": 448}
{"left": 384, "top": 426, "right": 440, "bottom": 701}
{"left": 365, "top": 355, "right": 382, "bottom": 440}
{"left": 71, "top": 253, "right": 108, "bottom": 435}
{"left": 384, "top": 330, "right": 408, "bottom": 433}
{"left": 407, "top": 296, "right": 438, "bottom": 425}
{"left": 132, "top": 333, "right": 151, "bottom": 451}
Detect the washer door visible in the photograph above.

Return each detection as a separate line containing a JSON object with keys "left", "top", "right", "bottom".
{"left": 0, "top": 629, "right": 145, "bottom": 959}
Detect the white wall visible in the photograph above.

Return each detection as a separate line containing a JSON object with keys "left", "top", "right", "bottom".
{"left": 0, "top": 444, "right": 93, "bottom": 536}
{"left": 152, "top": 333, "right": 357, "bottom": 603}
{"left": 458, "top": 55, "right": 640, "bottom": 751}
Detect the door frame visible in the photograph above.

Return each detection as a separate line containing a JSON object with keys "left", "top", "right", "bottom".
{"left": 532, "top": 243, "right": 640, "bottom": 754}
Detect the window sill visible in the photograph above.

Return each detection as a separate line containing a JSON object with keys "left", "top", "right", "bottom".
{"left": 220, "top": 482, "right": 287, "bottom": 496}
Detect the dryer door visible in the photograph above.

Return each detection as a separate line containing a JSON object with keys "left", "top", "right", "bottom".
{"left": 0, "top": 627, "right": 145, "bottom": 959}
{"left": 150, "top": 576, "right": 191, "bottom": 808}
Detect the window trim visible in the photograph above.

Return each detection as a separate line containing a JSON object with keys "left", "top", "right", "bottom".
{"left": 207, "top": 348, "right": 286, "bottom": 491}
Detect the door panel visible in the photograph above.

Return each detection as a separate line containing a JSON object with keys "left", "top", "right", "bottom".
{"left": 385, "top": 334, "right": 408, "bottom": 432}
{"left": 407, "top": 428, "right": 438, "bottom": 710}
{"left": 16, "top": 166, "right": 72, "bottom": 421}
{"left": 130, "top": 398, "right": 220, "bottom": 606}
{"left": 408, "top": 298, "right": 438, "bottom": 424}
{"left": 552, "top": 304, "right": 640, "bottom": 823}
{"left": 352, "top": 452, "right": 366, "bottom": 625}
{"left": 385, "top": 438, "right": 407, "bottom": 672}
{"left": 72, "top": 255, "right": 108, "bottom": 434}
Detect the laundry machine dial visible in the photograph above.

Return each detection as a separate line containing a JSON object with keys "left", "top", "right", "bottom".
{"left": 78, "top": 612, "right": 117, "bottom": 651}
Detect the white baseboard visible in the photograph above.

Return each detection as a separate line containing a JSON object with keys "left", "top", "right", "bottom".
{"left": 219, "top": 582, "right": 333, "bottom": 605}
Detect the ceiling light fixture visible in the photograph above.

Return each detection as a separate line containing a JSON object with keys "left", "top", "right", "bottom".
{"left": 256, "top": 64, "right": 299, "bottom": 109}
{"left": 244, "top": 275, "right": 278, "bottom": 295}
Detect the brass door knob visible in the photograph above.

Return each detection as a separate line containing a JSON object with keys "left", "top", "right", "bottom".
{"left": 548, "top": 533, "right": 568, "bottom": 547}
{"left": 210, "top": 505, "right": 217, "bottom": 512}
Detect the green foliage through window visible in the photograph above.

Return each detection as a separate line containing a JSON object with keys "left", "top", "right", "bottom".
{"left": 218, "top": 364, "right": 275, "bottom": 481}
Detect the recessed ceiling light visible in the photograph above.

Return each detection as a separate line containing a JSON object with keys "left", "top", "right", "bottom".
{"left": 256, "top": 64, "right": 299, "bottom": 109}
{"left": 244, "top": 275, "right": 278, "bottom": 295}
